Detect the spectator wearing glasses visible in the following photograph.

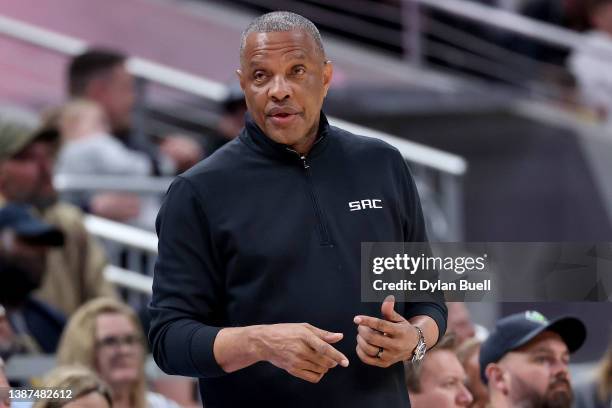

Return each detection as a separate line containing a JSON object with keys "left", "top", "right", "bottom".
{"left": 56, "top": 298, "right": 181, "bottom": 408}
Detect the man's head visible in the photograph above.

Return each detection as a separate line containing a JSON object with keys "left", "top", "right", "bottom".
{"left": 588, "top": 0, "right": 612, "bottom": 34}
{"left": 237, "top": 11, "right": 333, "bottom": 154}
{"left": 67, "top": 49, "right": 135, "bottom": 133}
{"left": 480, "top": 311, "right": 587, "bottom": 408}
{"left": 447, "top": 302, "right": 476, "bottom": 346}
{"left": 406, "top": 335, "right": 473, "bottom": 408}
{"left": 0, "top": 204, "right": 64, "bottom": 306}
{"left": 0, "top": 110, "right": 60, "bottom": 208}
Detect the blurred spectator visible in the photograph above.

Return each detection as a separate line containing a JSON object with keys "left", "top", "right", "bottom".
{"left": 0, "top": 204, "right": 66, "bottom": 358}
{"left": 56, "top": 99, "right": 157, "bottom": 228}
{"left": 568, "top": 0, "right": 612, "bottom": 124}
{"left": 67, "top": 48, "right": 203, "bottom": 174}
{"left": 574, "top": 337, "right": 612, "bottom": 408}
{"left": 480, "top": 310, "right": 586, "bottom": 408}
{"left": 456, "top": 337, "right": 489, "bottom": 408}
{"left": 447, "top": 302, "right": 477, "bottom": 346}
{"left": 406, "top": 334, "right": 474, "bottom": 408}
{"left": 0, "top": 109, "right": 117, "bottom": 316}
{"left": 205, "top": 83, "right": 246, "bottom": 156}
{"left": 56, "top": 298, "right": 181, "bottom": 408}
{"left": 0, "top": 357, "right": 10, "bottom": 408}
{"left": 33, "top": 365, "right": 113, "bottom": 408}
{"left": 513, "top": 0, "right": 590, "bottom": 65}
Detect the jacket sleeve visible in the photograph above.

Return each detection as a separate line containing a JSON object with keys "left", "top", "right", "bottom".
{"left": 396, "top": 152, "right": 448, "bottom": 342}
{"left": 148, "top": 176, "right": 227, "bottom": 378}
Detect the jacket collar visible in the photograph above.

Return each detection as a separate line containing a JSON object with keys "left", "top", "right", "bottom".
{"left": 239, "top": 111, "right": 331, "bottom": 161}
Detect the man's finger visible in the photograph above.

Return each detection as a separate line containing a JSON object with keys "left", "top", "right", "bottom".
{"left": 304, "top": 324, "right": 344, "bottom": 344}
{"left": 356, "top": 345, "right": 385, "bottom": 368}
{"left": 356, "top": 334, "right": 380, "bottom": 357}
{"left": 353, "top": 315, "right": 399, "bottom": 336}
{"left": 357, "top": 325, "right": 395, "bottom": 350}
{"left": 305, "top": 335, "right": 349, "bottom": 367}
{"left": 295, "top": 358, "right": 330, "bottom": 375}
{"left": 288, "top": 368, "right": 324, "bottom": 383}
{"left": 381, "top": 295, "right": 405, "bottom": 323}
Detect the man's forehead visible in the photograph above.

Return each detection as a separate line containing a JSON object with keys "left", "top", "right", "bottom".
{"left": 243, "top": 30, "right": 318, "bottom": 59}
{"left": 513, "top": 331, "right": 569, "bottom": 355}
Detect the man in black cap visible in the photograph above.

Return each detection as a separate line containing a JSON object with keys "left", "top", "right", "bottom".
{"left": 0, "top": 109, "right": 115, "bottom": 316}
{"left": 480, "top": 310, "right": 586, "bottom": 408}
{"left": 0, "top": 204, "right": 66, "bottom": 358}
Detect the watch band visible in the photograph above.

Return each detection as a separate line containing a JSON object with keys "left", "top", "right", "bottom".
{"left": 411, "top": 326, "right": 427, "bottom": 364}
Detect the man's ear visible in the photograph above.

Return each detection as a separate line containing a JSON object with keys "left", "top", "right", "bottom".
{"left": 322, "top": 60, "right": 333, "bottom": 98}
{"left": 485, "top": 363, "right": 510, "bottom": 394}
{"left": 236, "top": 69, "right": 245, "bottom": 91}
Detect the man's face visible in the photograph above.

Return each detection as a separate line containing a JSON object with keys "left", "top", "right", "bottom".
{"left": 95, "top": 313, "right": 143, "bottom": 388}
{"left": 0, "top": 141, "right": 57, "bottom": 208}
{"left": 88, "top": 64, "right": 135, "bottom": 133}
{"left": 410, "top": 350, "right": 474, "bottom": 408}
{"left": 238, "top": 30, "right": 332, "bottom": 152}
{"left": 498, "top": 332, "right": 573, "bottom": 408}
{"left": 592, "top": 4, "right": 612, "bottom": 35}
{"left": 447, "top": 302, "right": 476, "bottom": 345}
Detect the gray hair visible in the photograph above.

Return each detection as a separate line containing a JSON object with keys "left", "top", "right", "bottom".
{"left": 240, "top": 11, "right": 326, "bottom": 62}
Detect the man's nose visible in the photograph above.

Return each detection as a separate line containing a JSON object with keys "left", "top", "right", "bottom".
{"left": 456, "top": 384, "right": 474, "bottom": 407}
{"left": 268, "top": 75, "right": 291, "bottom": 101}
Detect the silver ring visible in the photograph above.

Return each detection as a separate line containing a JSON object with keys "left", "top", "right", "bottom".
{"left": 376, "top": 347, "right": 384, "bottom": 359}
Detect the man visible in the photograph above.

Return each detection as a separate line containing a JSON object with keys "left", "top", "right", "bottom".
{"left": 67, "top": 49, "right": 205, "bottom": 221}
{"left": 67, "top": 49, "right": 203, "bottom": 172}
{"left": 0, "top": 203, "right": 66, "bottom": 355}
{"left": 149, "top": 11, "right": 447, "bottom": 407}
{"left": 568, "top": 0, "right": 612, "bottom": 124}
{"left": 406, "top": 334, "right": 474, "bottom": 408}
{"left": 480, "top": 310, "right": 586, "bottom": 408}
{"left": 0, "top": 110, "right": 116, "bottom": 315}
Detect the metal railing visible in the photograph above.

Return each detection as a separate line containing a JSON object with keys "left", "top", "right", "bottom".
{"left": 1, "top": 12, "right": 467, "bottom": 245}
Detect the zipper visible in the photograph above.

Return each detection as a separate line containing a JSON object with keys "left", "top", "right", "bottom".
{"left": 287, "top": 146, "right": 331, "bottom": 245}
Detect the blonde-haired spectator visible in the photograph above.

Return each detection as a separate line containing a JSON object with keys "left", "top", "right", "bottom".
{"left": 33, "top": 365, "right": 112, "bottom": 408}
{"left": 56, "top": 298, "right": 181, "bottom": 408}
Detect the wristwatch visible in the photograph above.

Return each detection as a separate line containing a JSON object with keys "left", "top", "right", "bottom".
{"left": 411, "top": 326, "right": 427, "bottom": 365}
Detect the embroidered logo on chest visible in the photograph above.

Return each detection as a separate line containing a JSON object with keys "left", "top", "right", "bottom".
{"left": 348, "top": 199, "right": 383, "bottom": 211}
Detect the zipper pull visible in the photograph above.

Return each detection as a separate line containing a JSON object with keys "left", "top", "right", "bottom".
{"left": 300, "top": 155, "right": 309, "bottom": 169}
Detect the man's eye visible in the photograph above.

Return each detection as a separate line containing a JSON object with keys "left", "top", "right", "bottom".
{"left": 293, "top": 66, "right": 306, "bottom": 75}
{"left": 253, "top": 72, "right": 267, "bottom": 81}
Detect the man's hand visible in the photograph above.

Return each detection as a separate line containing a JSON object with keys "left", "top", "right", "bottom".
{"left": 256, "top": 323, "right": 349, "bottom": 383}
{"left": 213, "top": 323, "right": 349, "bottom": 384}
{"left": 354, "top": 295, "right": 419, "bottom": 368}
{"left": 90, "top": 192, "right": 140, "bottom": 221}
{"left": 159, "top": 135, "right": 204, "bottom": 172}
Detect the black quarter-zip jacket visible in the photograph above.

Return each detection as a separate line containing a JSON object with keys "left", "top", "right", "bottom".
{"left": 149, "top": 112, "right": 447, "bottom": 408}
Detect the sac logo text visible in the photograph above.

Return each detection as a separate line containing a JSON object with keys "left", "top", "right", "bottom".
{"left": 349, "top": 199, "right": 383, "bottom": 211}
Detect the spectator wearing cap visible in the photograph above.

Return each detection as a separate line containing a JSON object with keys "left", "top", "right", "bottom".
{"left": 0, "top": 108, "right": 117, "bottom": 316}
{"left": 480, "top": 310, "right": 586, "bottom": 408}
{"left": 0, "top": 204, "right": 66, "bottom": 357}
{"left": 406, "top": 334, "right": 474, "bottom": 408}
